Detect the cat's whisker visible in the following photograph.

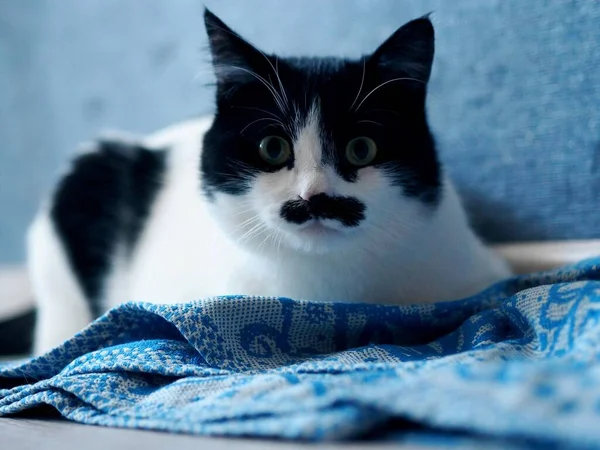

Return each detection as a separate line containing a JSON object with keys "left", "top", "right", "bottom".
{"left": 275, "top": 231, "right": 284, "bottom": 262}
{"left": 209, "top": 22, "right": 288, "bottom": 108}
{"left": 225, "top": 159, "right": 257, "bottom": 175}
{"left": 273, "top": 57, "right": 289, "bottom": 106}
{"left": 356, "top": 120, "right": 385, "bottom": 128}
{"left": 232, "top": 106, "right": 282, "bottom": 121}
{"left": 226, "top": 196, "right": 254, "bottom": 206}
{"left": 229, "top": 208, "right": 257, "bottom": 219}
{"left": 256, "top": 230, "right": 276, "bottom": 254}
{"left": 256, "top": 122, "right": 287, "bottom": 135}
{"left": 260, "top": 65, "right": 287, "bottom": 112}
{"left": 235, "top": 215, "right": 262, "bottom": 230}
{"left": 247, "top": 228, "right": 270, "bottom": 250}
{"left": 366, "top": 108, "right": 402, "bottom": 118}
{"left": 354, "top": 77, "right": 426, "bottom": 112}
{"left": 264, "top": 57, "right": 289, "bottom": 109}
{"left": 364, "top": 220, "right": 420, "bottom": 244}
{"left": 191, "top": 68, "right": 216, "bottom": 85}
{"left": 383, "top": 214, "right": 422, "bottom": 234}
{"left": 229, "top": 203, "right": 255, "bottom": 214}
{"left": 213, "top": 166, "right": 257, "bottom": 188}
{"left": 214, "top": 178, "right": 252, "bottom": 191}
{"left": 240, "top": 117, "right": 284, "bottom": 135}
{"left": 229, "top": 206, "right": 260, "bottom": 222}
{"left": 214, "top": 64, "right": 287, "bottom": 114}
{"left": 241, "top": 221, "right": 265, "bottom": 237}
{"left": 349, "top": 58, "right": 366, "bottom": 111}
{"left": 239, "top": 222, "right": 268, "bottom": 243}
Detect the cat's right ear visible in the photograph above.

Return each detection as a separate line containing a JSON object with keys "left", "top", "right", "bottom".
{"left": 204, "top": 8, "right": 266, "bottom": 86}
{"left": 369, "top": 15, "right": 435, "bottom": 84}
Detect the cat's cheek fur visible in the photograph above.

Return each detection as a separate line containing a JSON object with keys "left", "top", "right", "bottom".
{"left": 212, "top": 163, "right": 427, "bottom": 256}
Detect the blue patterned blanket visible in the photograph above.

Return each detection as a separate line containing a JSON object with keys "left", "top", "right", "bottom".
{"left": 1, "top": 259, "right": 600, "bottom": 449}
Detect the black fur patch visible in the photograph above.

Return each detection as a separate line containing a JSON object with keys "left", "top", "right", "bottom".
{"left": 51, "top": 140, "right": 166, "bottom": 316}
{"left": 0, "top": 309, "right": 35, "bottom": 355}
{"left": 201, "top": 8, "right": 441, "bottom": 205}
{"left": 280, "top": 194, "right": 366, "bottom": 227}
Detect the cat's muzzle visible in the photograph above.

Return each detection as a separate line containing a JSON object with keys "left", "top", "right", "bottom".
{"left": 279, "top": 193, "right": 366, "bottom": 228}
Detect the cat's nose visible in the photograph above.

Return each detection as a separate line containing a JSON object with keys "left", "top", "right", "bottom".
{"left": 299, "top": 190, "right": 325, "bottom": 202}
{"left": 299, "top": 171, "right": 330, "bottom": 201}
{"left": 299, "top": 182, "right": 329, "bottom": 201}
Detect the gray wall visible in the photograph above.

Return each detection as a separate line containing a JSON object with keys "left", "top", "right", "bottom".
{"left": 1, "top": 0, "right": 599, "bottom": 263}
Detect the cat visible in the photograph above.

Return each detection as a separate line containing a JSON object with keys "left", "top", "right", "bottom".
{"left": 26, "top": 9, "right": 511, "bottom": 355}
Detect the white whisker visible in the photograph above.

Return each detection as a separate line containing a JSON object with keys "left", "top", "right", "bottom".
{"left": 240, "top": 117, "right": 284, "bottom": 135}
{"left": 256, "top": 122, "right": 286, "bottom": 135}
{"left": 349, "top": 58, "right": 366, "bottom": 111}
{"left": 232, "top": 106, "right": 281, "bottom": 121}
{"left": 256, "top": 230, "right": 276, "bottom": 254}
{"left": 214, "top": 64, "right": 287, "bottom": 114}
{"left": 275, "top": 231, "right": 284, "bottom": 262}
{"left": 356, "top": 120, "right": 385, "bottom": 128}
{"left": 207, "top": 22, "right": 289, "bottom": 110}
{"left": 230, "top": 208, "right": 257, "bottom": 219}
{"left": 368, "top": 108, "right": 402, "bottom": 118}
{"left": 354, "top": 77, "right": 426, "bottom": 112}
{"left": 239, "top": 222, "right": 268, "bottom": 243}
{"left": 273, "top": 57, "right": 289, "bottom": 106}
{"left": 236, "top": 215, "right": 262, "bottom": 229}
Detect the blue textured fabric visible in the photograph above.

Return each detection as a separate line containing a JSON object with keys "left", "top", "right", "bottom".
{"left": 2, "top": 259, "right": 600, "bottom": 449}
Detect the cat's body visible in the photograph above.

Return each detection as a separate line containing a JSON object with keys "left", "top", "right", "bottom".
{"left": 27, "top": 10, "right": 511, "bottom": 354}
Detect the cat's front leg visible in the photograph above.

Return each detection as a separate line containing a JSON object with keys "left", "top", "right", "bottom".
{"left": 27, "top": 213, "right": 93, "bottom": 355}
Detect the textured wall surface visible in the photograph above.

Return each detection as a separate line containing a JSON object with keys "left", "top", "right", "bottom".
{"left": 1, "top": 0, "right": 599, "bottom": 262}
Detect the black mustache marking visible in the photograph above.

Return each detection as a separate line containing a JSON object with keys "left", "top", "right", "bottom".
{"left": 280, "top": 193, "right": 366, "bottom": 227}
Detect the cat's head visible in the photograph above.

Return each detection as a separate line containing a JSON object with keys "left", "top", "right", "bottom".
{"left": 201, "top": 9, "right": 441, "bottom": 255}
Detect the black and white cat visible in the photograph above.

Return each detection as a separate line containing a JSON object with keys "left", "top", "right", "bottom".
{"left": 27, "top": 9, "right": 510, "bottom": 354}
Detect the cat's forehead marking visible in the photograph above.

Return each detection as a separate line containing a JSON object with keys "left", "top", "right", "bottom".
{"left": 290, "top": 101, "right": 335, "bottom": 198}
{"left": 292, "top": 101, "right": 324, "bottom": 173}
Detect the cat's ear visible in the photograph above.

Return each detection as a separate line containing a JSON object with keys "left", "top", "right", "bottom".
{"left": 204, "top": 8, "right": 266, "bottom": 85}
{"left": 369, "top": 16, "right": 435, "bottom": 84}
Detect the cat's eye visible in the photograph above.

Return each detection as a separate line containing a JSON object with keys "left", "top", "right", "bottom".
{"left": 345, "top": 137, "right": 377, "bottom": 166}
{"left": 259, "top": 136, "right": 292, "bottom": 165}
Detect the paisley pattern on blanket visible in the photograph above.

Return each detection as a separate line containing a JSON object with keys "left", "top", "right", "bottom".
{"left": 1, "top": 259, "right": 600, "bottom": 449}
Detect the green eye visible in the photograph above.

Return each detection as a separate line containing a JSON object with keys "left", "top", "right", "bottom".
{"left": 259, "top": 136, "right": 292, "bottom": 165}
{"left": 345, "top": 137, "right": 377, "bottom": 166}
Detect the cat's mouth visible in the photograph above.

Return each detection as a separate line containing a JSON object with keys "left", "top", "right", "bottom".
{"left": 281, "top": 218, "right": 351, "bottom": 253}
{"left": 279, "top": 195, "right": 366, "bottom": 228}
{"left": 296, "top": 219, "right": 343, "bottom": 236}
{"left": 274, "top": 195, "right": 366, "bottom": 252}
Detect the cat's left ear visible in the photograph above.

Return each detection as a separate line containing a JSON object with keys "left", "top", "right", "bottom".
{"left": 204, "top": 8, "right": 268, "bottom": 86}
{"left": 369, "top": 15, "right": 435, "bottom": 84}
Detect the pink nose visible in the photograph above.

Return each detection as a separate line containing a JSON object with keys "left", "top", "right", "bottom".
{"left": 299, "top": 190, "right": 325, "bottom": 202}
